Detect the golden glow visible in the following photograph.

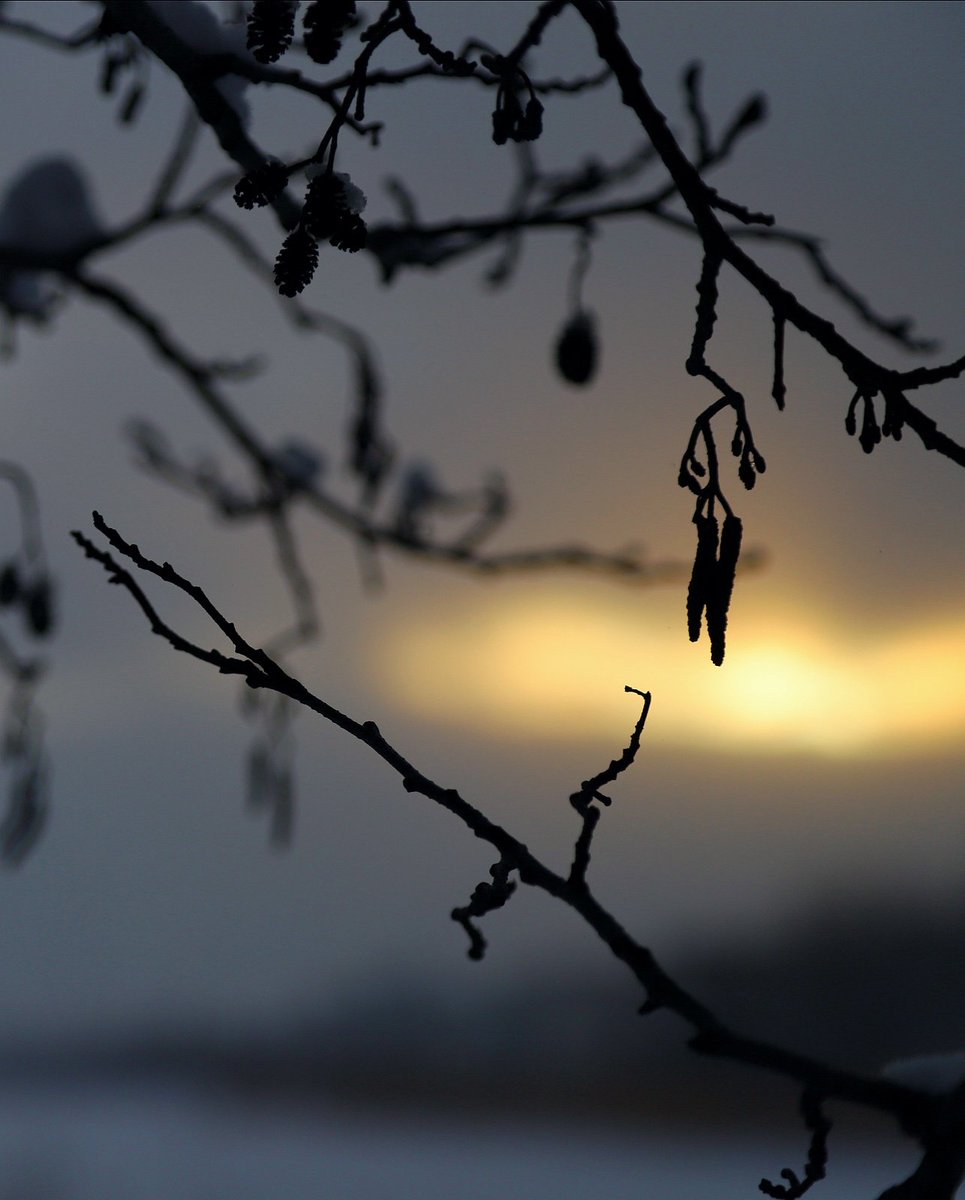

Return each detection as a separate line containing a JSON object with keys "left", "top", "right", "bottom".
{"left": 375, "top": 591, "right": 965, "bottom": 758}
{"left": 701, "top": 641, "right": 879, "bottom": 753}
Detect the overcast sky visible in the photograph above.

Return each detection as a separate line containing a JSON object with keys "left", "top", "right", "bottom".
{"left": 0, "top": 0, "right": 961, "bottom": 1045}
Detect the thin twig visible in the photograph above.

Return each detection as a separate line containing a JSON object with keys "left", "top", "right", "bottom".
{"left": 74, "top": 512, "right": 945, "bottom": 1149}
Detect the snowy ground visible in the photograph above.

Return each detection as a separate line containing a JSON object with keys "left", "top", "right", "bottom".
{"left": 0, "top": 1078, "right": 938, "bottom": 1200}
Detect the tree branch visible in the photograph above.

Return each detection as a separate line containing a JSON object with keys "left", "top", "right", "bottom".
{"left": 74, "top": 511, "right": 949, "bottom": 1158}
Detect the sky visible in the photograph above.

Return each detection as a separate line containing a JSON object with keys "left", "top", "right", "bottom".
{"left": 0, "top": 0, "right": 961, "bottom": 1046}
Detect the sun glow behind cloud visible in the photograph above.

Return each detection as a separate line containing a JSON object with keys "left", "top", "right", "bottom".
{"left": 376, "top": 592, "right": 965, "bottom": 757}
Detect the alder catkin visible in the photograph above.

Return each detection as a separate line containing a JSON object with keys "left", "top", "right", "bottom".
{"left": 686, "top": 512, "right": 719, "bottom": 643}
{"left": 707, "top": 513, "right": 742, "bottom": 666}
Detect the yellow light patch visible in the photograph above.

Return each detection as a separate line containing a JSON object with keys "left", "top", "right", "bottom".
{"left": 375, "top": 592, "right": 965, "bottom": 758}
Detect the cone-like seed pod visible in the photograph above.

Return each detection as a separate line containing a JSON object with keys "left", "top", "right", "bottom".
{"left": 555, "top": 310, "right": 598, "bottom": 386}
{"left": 329, "top": 212, "right": 367, "bottom": 252}
{"left": 302, "top": 173, "right": 368, "bottom": 250}
{"left": 246, "top": 0, "right": 297, "bottom": 64}
{"left": 302, "top": 173, "right": 344, "bottom": 240}
{"left": 234, "top": 160, "right": 289, "bottom": 210}
{"left": 274, "top": 228, "right": 319, "bottom": 297}
{"left": 303, "top": 0, "right": 357, "bottom": 65}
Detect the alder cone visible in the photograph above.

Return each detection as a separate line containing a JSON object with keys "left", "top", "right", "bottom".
{"left": 274, "top": 228, "right": 318, "bottom": 297}
{"left": 303, "top": 0, "right": 356, "bottom": 65}
{"left": 555, "top": 310, "right": 598, "bottom": 385}
{"left": 233, "top": 160, "right": 288, "bottom": 210}
{"left": 246, "top": 0, "right": 296, "bottom": 64}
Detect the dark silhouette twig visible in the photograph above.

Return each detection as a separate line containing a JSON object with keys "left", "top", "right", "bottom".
{"left": 1, "top": 4, "right": 962, "bottom": 1189}
{"left": 73, "top": 511, "right": 961, "bottom": 1198}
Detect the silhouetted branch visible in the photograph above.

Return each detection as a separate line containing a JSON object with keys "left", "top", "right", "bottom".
{"left": 452, "top": 855, "right": 517, "bottom": 961}
{"left": 147, "top": 102, "right": 202, "bottom": 215}
{"left": 69, "top": 268, "right": 272, "bottom": 467}
{"left": 759, "top": 1090, "right": 831, "bottom": 1198}
{"left": 569, "top": 0, "right": 962, "bottom": 395}
{"left": 0, "top": 10, "right": 100, "bottom": 51}
{"left": 0, "top": 2, "right": 947, "bottom": 654}
{"left": 74, "top": 511, "right": 957, "bottom": 1186}
{"left": 71, "top": 265, "right": 681, "bottom": 581}
{"left": 877, "top": 1091, "right": 965, "bottom": 1200}
{"left": 568, "top": 687, "right": 650, "bottom": 888}
{"left": 735, "top": 226, "right": 940, "bottom": 355}
{"left": 571, "top": 686, "right": 651, "bottom": 810}
{"left": 4, "top": 6, "right": 964, "bottom": 1189}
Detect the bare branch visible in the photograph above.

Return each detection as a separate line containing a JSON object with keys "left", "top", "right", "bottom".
{"left": 0, "top": 10, "right": 100, "bottom": 51}
{"left": 74, "top": 513, "right": 948, "bottom": 1149}
{"left": 147, "top": 102, "right": 203, "bottom": 215}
